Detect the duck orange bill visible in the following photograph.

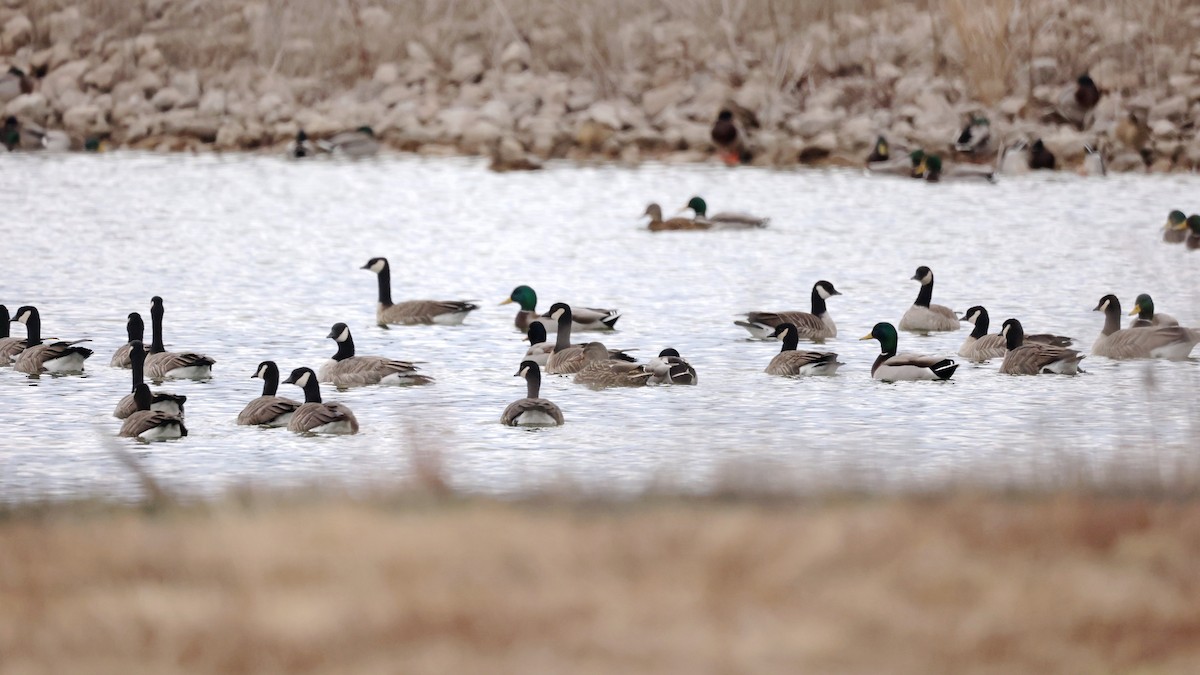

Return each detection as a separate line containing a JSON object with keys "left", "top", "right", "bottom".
{"left": 1128, "top": 305, "right": 1141, "bottom": 316}
{"left": 499, "top": 298, "right": 514, "bottom": 305}
{"left": 858, "top": 333, "right": 874, "bottom": 340}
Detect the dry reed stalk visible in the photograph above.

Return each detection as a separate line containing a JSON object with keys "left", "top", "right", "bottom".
{"left": 942, "top": 0, "right": 1016, "bottom": 105}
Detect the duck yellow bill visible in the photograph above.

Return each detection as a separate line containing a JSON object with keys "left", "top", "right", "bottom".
{"left": 1128, "top": 305, "right": 1141, "bottom": 316}
{"left": 499, "top": 298, "right": 514, "bottom": 305}
{"left": 858, "top": 333, "right": 874, "bottom": 340}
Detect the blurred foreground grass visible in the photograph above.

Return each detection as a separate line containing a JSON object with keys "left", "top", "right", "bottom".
{"left": 3, "top": 485, "right": 1200, "bottom": 674}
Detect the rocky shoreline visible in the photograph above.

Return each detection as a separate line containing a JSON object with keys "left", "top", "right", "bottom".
{"left": 3, "top": 1, "right": 1199, "bottom": 172}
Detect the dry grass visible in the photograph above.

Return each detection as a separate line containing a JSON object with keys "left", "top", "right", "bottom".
{"left": 3, "top": 491, "right": 1200, "bottom": 674}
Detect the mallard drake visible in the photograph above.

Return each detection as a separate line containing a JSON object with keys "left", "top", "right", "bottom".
{"left": 1029, "top": 139, "right": 1056, "bottom": 170}
{"left": 9, "top": 306, "right": 93, "bottom": 375}
{"left": 238, "top": 361, "right": 301, "bottom": 427}
{"left": 1052, "top": 74, "right": 1101, "bottom": 129}
{"left": 1163, "top": 210, "right": 1188, "bottom": 244}
{"left": 501, "top": 285, "right": 619, "bottom": 332}
{"left": 1092, "top": 295, "right": 1198, "bottom": 360}
{"left": 735, "top": 280, "right": 841, "bottom": 340}
{"left": 522, "top": 322, "right": 553, "bottom": 366}
{"left": 3, "top": 116, "right": 38, "bottom": 151}
{"left": 920, "top": 154, "right": 994, "bottom": 183}
{"left": 1187, "top": 215, "right": 1200, "bottom": 250}
{"left": 544, "top": 303, "right": 635, "bottom": 374}
{"left": 144, "top": 296, "right": 215, "bottom": 381}
{"left": 998, "top": 319, "right": 1085, "bottom": 375}
{"left": 954, "top": 115, "right": 991, "bottom": 155}
{"left": 318, "top": 322, "right": 433, "bottom": 387}
{"left": 290, "top": 129, "right": 314, "bottom": 158}
{"left": 868, "top": 148, "right": 924, "bottom": 177}
{"left": 362, "top": 257, "right": 479, "bottom": 326}
{"left": 764, "top": 323, "right": 842, "bottom": 377}
{"left": 573, "top": 342, "right": 653, "bottom": 388}
{"left": 110, "top": 312, "right": 146, "bottom": 368}
{"left": 681, "top": 196, "right": 769, "bottom": 228}
{"left": 710, "top": 109, "right": 740, "bottom": 165}
{"left": 866, "top": 135, "right": 890, "bottom": 163}
{"left": 644, "top": 203, "right": 710, "bottom": 231}
{"left": 282, "top": 367, "right": 359, "bottom": 434}
{"left": 861, "top": 322, "right": 958, "bottom": 382}
{"left": 0, "top": 304, "right": 27, "bottom": 365}
{"left": 958, "top": 306, "right": 1072, "bottom": 362}
{"left": 501, "top": 361, "right": 564, "bottom": 426}
{"left": 0, "top": 67, "right": 33, "bottom": 104}
{"left": 899, "top": 267, "right": 959, "bottom": 333}
{"left": 1128, "top": 293, "right": 1178, "bottom": 328}
{"left": 317, "top": 126, "right": 380, "bottom": 157}
{"left": 113, "top": 341, "right": 187, "bottom": 419}
{"left": 646, "top": 348, "right": 697, "bottom": 385}
{"left": 119, "top": 384, "right": 188, "bottom": 441}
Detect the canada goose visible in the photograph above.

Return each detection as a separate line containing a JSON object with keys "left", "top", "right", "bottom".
{"left": 860, "top": 322, "right": 958, "bottom": 382}
{"left": 290, "top": 129, "right": 313, "bottom": 158}
{"left": 144, "top": 296, "right": 215, "bottom": 381}
{"left": 998, "top": 319, "right": 1085, "bottom": 375}
{"left": 710, "top": 109, "right": 740, "bottom": 165}
{"left": 764, "top": 323, "right": 842, "bottom": 377}
{"left": 899, "top": 267, "right": 959, "bottom": 333}
{"left": 954, "top": 115, "right": 991, "bottom": 155}
{"left": 1091, "top": 295, "right": 1198, "bottom": 360}
{"left": 113, "top": 341, "right": 187, "bottom": 419}
{"left": 644, "top": 203, "right": 710, "bottom": 231}
{"left": 1163, "top": 210, "right": 1188, "bottom": 244}
{"left": 1128, "top": 294, "right": 1178, "bottom": 328}
{"left": 317, "top": 126, "right": 380, "bottom": 157}
{"left": 501, "top": 361, "right": 565, "bottom": 426}
{"left": 544, "top": 303, "right": 635, "bottom": 374}
{"left": 119, "top": 384, "right": 188, "bottom": 441}
{"left": 681, "top": 196, "right": 769, "bottom": 228}
{"left": 958, "top": 306, "right": 1073, "bottom": 362}
{"left": 1029, "top": 139, "right": 1056, "bottom": 170}
{"left": 282, "top": 367, "right": 360, "bottom": 434}
{"left": 501, "top": 285, "right": 620, "bottom": 332}
{"left": 238, "top": 361, "right": 301, "bottom": 427}
{"left": 0, "top": 67, "right": 33, "bottom": 104}
{"left": 735, "top": 280, "right": 841, "bottom": 340}
{"left": 0, "top": 304, "right": 27, "bottom": 365}
{"left": 646, "top": 348, "right": 697, "bottom": 385}
{"left": 9, "top": 306, "right": 93, "bottom": 375}
{"left": 522, "top": 321, "right": 553, "bottom": 366}
{"left": 318, "top": 322, "right": 433, "bottom": 387}
{"left": 110, "top": 312, "right": 146, "bottom": 368}
{"left": 574, "top": 342, "right": 654, "bottom": 388}
{"left": 361, "top": 257, "right": 479, "bottom": 326}
{"left": 1187, "top": 216, "right": 1200, "bottom": 250}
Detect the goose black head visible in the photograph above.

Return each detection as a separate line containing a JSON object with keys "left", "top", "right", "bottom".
{"left": 999, "top": 318, "right": 1025, "bottom": 349}
{"left": 282, "top": 367, "right": 315, "bottom": 387}
{"left": 516, "top": 360, "right": 540, "bottom": 379}
{"left": 327, "top": 322, "right": 351, "bottom": 341}
{"left": 252, "top": 360, "right": 279, "bottom": 379}
{"left": 813, "top": 280, "right": 841, "bottom": 299}
{"left": 547, "top": 302, "right": 572, "bottom": 324}
{"left": 658, "top": 348, "right": 681, "bottom": 358}
{"left": 361, "top": 257, "right": 389, "bottom": 274}
{"left": 525, "top": 321, "right": 547, "bottom": 345}
{"left": 12, "top": 305, "right": 37, "bottom": 324}
{"left": 911, "top": 266, "right": 933, "bottom": 284}
{"left": 133, "top": 383, "right": 153, "bottom": 411}
{"left": 1093, "top": 294, "right": 1120, "bottom": 314}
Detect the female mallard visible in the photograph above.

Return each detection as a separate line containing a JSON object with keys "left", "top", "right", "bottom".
{"left": 238, "top": 361, "right": 302, "bottom": 427}
{"left": 544, "top": 303, "right": 635, "bottom": 374}
{"left": 735, "top": 280, "right": 841, "bottom": 340}
{"left": 899, "top": 267, "right": 959, "bottom": 333}
{"left": 860, "top": 322, "right": 958, "bottom": 382}
{"left": 681, "top": 196, "right": 768, "bottom": 228}
{"left": 317, "top": 126, "right": 379, "bottom": 157}
{"left": 1054, "top": 74, "right": 1101, "bottom": 129}
{"left": 764, "top": 323, "right": 842, "bottom": 377}
{"left": 362, "top": 257, "right": 479, "bottom": 326}
{"left": 10, "top": 306, "right": 93, "bottom": 375}
{"left": 573, "top": 342, "right": 653, "bottom": 388}
{"left": 1092, "top": 295, "right": 1198, "bottom": 360}
{"left": 522, "top": 322, "right": 553, "bottom": 366}
{"left": 1128, "top": 293, "right": 1178, "bottom": 328}
{"left": 318, "top": 322, "right": 433, "bottom": 387}
{"left": 646, "top": 348, "right": 697, "bottom": 385}
{"left": 119, "top": 384, "right": 188, "bottom": 441}
{"left": 959, "top": 306, "right": 1072, "bottom": 362}
{"left": 113, "top": 341, "right": 187, "bottom": 419}
{"left": 997, "top": 318, "right": 1084, "bottom": 375}
{"left": 502, "top": 361, "right": 564, "bottom": 426}
{"left": 110, "top": 312, "right": 145, "bottom": 368}
{"left": 1163, "top": 211, "right": 1188, "bottom": 244}
{"left": 144, "top": 296, "right": 215, "bottom": 381}
{"left": 644, "top": 203, "right": 710, "bottom": 231}
{"left": 1187, "top": 215, "right": 1200, "bottom": 250}
{"left": 282, "top": 367, "right": 360, "bottom": 434}
{"left": 501, "top": 285, "right": 620, "bottom": 332}
{"left": 0, "top": 304, "right": 27, "bottom": 365}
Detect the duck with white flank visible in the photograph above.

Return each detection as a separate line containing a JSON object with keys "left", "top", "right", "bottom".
{"left": 362, "top": 257, "right": 479, "bottom": 326}
{"left": 736, "top": 280, "right": 841, "bottom": 340}
{"left": 119, "top": 384, "right": 187, "bottom": 441}
{"left": 899, "top": 267, "right": 959, "bottom": 333}
{"left": 501, "top": 361, "right": 564, "bottom": 426}
{"left": 281, "top": 367, "right": 360, "bottom": 434}
{"left": 502, "top": 285, "right": 620, "bottom": 333}
{"left": 544, "top": 303, "right": 636, "bottom": 374}
{"left": 1092, "top": 295, "right": 1198, "bottom": 360}
{"left": 764, "top": 323, "right": 842, "bottom": 377}
{"left": 318, "top": 322, "right": 433, "bottom": 388}
{"left": 238, "top": 361, "right": 302, "bottom": 427}
{"left": 959, "top": 306, "right": 1072, "bottom": 362}
{"left": 9, "top": 306, "right": 93, "bottom": 375}
{"left": 113, "top": 341, "right": 187, "bottom": 419}
{"left": 144, "top": 296, "right": 215, "bottom": 380}
{"left": 860, "top": 322, "right": 958, "bottom": 382}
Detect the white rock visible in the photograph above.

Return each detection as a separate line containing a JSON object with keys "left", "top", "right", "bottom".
{"left": 478, "top": 99, "right": 513, "bottom": 128}
{"left": 500, "top": 41, "right": 530, "bottom": 70}
{"left": 42, "top": 60, "right": 91, "bottom": 100}
{"left": 805, "top": 131, "right": 839, "bottom": 153}
{"left": 198, "top": 89, "right": 226, "bottom": 116}
{"left": 4, "top": 93, "right": 50, "bottom": 122}
{"left": 151, "top": 88, "right": 184, "bottom": 111}
{"left": 449, "top": 52, "right": 485, "bottom": 84}
{"left": 838, "top": 115, "right": 875, "bottom": 149}
{"left": 1149, "top": 118, "right": 1176, "bottom": 137}
{"left": 46, "top": 7, "right": 84, "bottom": 45}
{"left": 407, "top": 42, "right": 432, "bottom": 62}
{"left": 585, "top": 101, "right": 622, "bottom": 130}
{"left": 2, "top": 14, "right": 33, "bottom": 50}
{"left": 62, "top": 104, "right": 108, "bottom": 136}
{"left": 161, "top": 110, "right": 219, "bottom": 140}
{"left": 139, "top": 48, "right": 165, "bottom": 71}
{"left": 84, "top": 62, "right": 119, "bottom": 92}
{"left": 641, "top": 81, "right": 687, "bottom": 120}
{"left": 215, "top": 121, "right": 245, "bottom": 149}
{"left": 461, "top": 119, "right": 502, "bottom": 149}
{"left": 1149, "top": 95, "right": 1188, "bottom": 122}
{"left": 787, "top": 108, "right": 839, "bottom": 137}
{"left": 169, "top": 71, "right": 201, "bottom": 108}
{"left": 373, "top": 63, "right": 400, "bottom": 85}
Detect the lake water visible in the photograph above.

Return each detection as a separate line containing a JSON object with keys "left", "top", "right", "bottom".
{"left": 2, "top": 153, "right": 1199, "bottom": 502}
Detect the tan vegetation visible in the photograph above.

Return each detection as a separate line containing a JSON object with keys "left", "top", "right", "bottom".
{"left": 3, "top": 491, "right": 1200, "bottom": 674}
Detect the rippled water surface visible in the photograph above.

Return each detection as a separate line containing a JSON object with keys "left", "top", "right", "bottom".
{"left": 3, "top": 153, "right": 1199, "bottom": 501}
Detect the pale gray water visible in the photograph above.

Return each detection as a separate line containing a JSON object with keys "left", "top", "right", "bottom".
{"left": 2, "top": 153, "right": 1199, "bottom": 502}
